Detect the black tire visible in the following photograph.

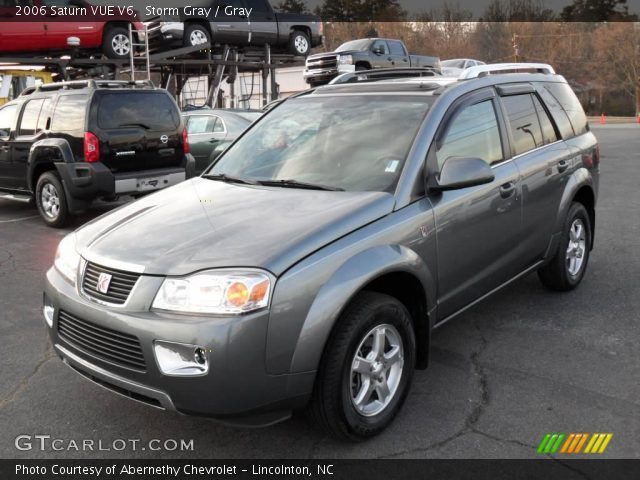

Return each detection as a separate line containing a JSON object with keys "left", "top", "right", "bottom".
{"left": 307, "top": 291, "right": 416, "bottom": 441}
{"left": 538, "top": 202, "right": 592, "bottom": 291}
{"left": 103, "top": 26, "right": 132, "bottom": 59}
{"left": 289, "top": 30, "right": 310, "bottom": 56}
{"left": 183, "top": 23, "right": 211, "bottom": 48}
{"left": 35, "top": 171, "right": 70, "bottom": 228}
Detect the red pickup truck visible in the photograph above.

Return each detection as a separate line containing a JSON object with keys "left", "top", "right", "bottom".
{"left": 0, "top": 0, "right": 144, "bottom": 59}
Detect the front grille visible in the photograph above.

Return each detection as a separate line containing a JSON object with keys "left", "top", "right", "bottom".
{"left": 306, "top": 55, "right": 337, "bottom": 69}
{"left": 82, "top": 262, "right": 140, "bottom": 305}
{"left": 58, "top": 311, "right": 146, "bottom": 371}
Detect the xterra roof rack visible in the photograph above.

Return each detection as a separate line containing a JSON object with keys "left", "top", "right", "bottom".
{"left": 329, "top": 67, "right": 441, "bottom": 85}
{"left": 20, "top": 79, "right": 156, "bottom": 96}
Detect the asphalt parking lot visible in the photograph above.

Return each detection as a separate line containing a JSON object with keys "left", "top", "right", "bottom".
{"left": 1, "top": 125, "right": 638, "bottom": 460}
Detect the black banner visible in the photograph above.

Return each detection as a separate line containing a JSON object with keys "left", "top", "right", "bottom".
{"left": 3, "top": 460, "right": 640, "bottom": 480}
{"left": 1, "top": 0, "right": 639, "bottom": 22}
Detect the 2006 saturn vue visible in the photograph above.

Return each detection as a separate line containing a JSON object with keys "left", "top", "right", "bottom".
{"left": 44, "top": 63, "right": 599, "bottom": 440}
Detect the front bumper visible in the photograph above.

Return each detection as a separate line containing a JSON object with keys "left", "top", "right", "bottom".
{"left": 44, "top": 266, "right": 315, "bottom": 426}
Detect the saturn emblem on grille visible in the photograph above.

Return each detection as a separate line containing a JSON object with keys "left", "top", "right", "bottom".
{"left": 97, "top": 273, "right": 112, "bottom": 294}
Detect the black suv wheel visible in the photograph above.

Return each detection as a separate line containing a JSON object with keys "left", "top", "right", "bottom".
{"left": 307, "top": 292, "right": 415, "bottom": 440}
{"left": 35, "top": 171, "right": 70, "bottom": 228}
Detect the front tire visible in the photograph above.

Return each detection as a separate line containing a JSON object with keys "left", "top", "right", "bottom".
{"left": 307, "top": 292, "right": 416, "bottom": 440}
{"left": 538, "top": 202, "right": 592, "bottom": 291}
{"left": 289, "top": 30, "right": 310, "bottom": 56}
{"left": 36, "top": 171, "right": 70, "bottom": 228}
{"left": 103, "top": 26, "right": 132, "bottom": 59}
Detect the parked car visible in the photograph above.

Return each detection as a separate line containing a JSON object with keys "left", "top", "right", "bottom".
{"left": 147, "top": 0, "right": 323, "bottom": 56}
{"left": 183, "top": 108, "right": 261, "bottom": 174}
{"left": 44, "top": 64, "right": 598, "bottom": 440}
{"left": 303, "top": 38, "right": 440, "bottom": 86}
{"left": 0, "top": 0, "right": 145, "bottom": 59}
{"left": 441, "top": 58, "right": 486, "bottom": 76}
{"left": 0, "top": 80, "right": 195, "bottom": 227}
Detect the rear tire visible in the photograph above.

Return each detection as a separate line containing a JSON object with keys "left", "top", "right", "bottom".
{"left": 307, "top": 292, "right": 415, "bottom": 441}
{"left": 35, "top": 171, "right": 70, "bottom": 228}
{"left": 103, "top": 26, "right": 132, "bottom": 59}
{"left": 538, "top": 202, "right": 591, "bottom": 291}
{"left": 184, "top": 23, "right": 211, "bottom": 48}
{"left": 289, "top": 30, "right": 310, "bottom": 56}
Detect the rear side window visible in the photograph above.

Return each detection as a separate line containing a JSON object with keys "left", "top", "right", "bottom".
{"left": 501, "top": 94, "right": 543, "bottom": 155}
{"left": 97, "top": 92, "right": 180, "bottom": 131}
{"left": 36, "top": 98, "right": 52, "bottom": 132}
{"left": 544, "top": 82, "right": 588, "bottom": 136}
{"left": 437, "top": 99, "right": 503, "bottom": 168}
{"left": 51, "top": 94, "right": 87, "bottom": 131}
{"left": 18, "top": 98, "right": 45, "bottom": 136}
{"left": 186, "top": 115, "right": 223, "bottom": 134}
{"left": 0, "top": 104, "right": 17, "bottom": 137}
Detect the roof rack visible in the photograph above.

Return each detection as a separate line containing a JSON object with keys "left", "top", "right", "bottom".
{"left": 329, "top": 67, "right": 441, "bottom": 85}
{"left": 20, "top": 79, "right": 156, "bottom": 96}
{"left": 459, "top": 63, "right": 555, "bottom": 80}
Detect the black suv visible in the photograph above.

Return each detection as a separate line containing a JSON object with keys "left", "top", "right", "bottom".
{"left": 0, "top": 80, "right": 195, "bottom": 227}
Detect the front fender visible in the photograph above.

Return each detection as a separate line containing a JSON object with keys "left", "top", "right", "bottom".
{"left": 267, "top": 243, "right": 436, "bottom": 375}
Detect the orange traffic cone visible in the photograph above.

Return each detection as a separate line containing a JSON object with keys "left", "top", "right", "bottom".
{"left": 600, "top": 113, "right": 606, "bottom": 125}
{"left": 636, "top": 114, "right": 640, "bottom": 124}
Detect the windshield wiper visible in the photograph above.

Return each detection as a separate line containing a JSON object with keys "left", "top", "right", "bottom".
{"left": 119, "top": 122, "right": 151, "bottom": 129}
{"left": 258, "top": 179, "right": 344, "bottom": 191}
{"left": 202, "top": 173, "right": 259, "bottom": 185}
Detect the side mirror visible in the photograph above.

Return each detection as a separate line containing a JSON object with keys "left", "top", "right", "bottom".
{"left": 372, "top": 46, "right": 383, "bottom": 55}
{"left": 429, "top": 156, "right": 494, "bottom": 192}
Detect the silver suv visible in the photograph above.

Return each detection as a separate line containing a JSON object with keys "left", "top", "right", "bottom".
{"left": 44, "top": 63, "right": 599, "bottom": 440}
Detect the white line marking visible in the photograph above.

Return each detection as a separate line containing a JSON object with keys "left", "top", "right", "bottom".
{"left": 0, "top": 215, "right": 39, "bottom": 224}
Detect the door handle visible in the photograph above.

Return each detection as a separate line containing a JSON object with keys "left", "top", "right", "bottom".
{"left": 557, "top": 159, "right": 570, "bottom": 173}
{"left": 499, "top": 181, "right": 516, "bottom": 198}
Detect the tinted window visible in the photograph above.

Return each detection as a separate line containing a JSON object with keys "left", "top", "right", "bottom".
{"left": 502, "top": 94, "right": 543, "bottom": 155}
{"left": 36, "top": 98, "right": 51, "bottom": 132}
{"left": 0, "top": 104, "right": 17, "bottom": 137}
{"left": 18, "top": 98, "right": 44, "bottom": 136}
{"left": 544, "top": 83, "right": 588, "bottom": 136}
{"left": 51, "top": 94, "right": 87, "bottom": 131}
{"left": 97, "top": 92, "right": 180, "bottom": 131}
{"left": 437, "top": 100, "right": 503, "bottom": 168}
{"left": 532, "top": 95, "right": 558, "bottom": 144}
{"left": 336, "top": 39, "right": 372, "bottom": 52}
{"left": 536, "top": 85, "right": 574, "bottom": 139}
{"left": 371, "top": 40, "right": 388, "bottom": 55}
{"left": 388, "top": 41, "right": 405, "bottom": 56}
{"left": 211, "top": 95, "right": 432, "bottom": 192}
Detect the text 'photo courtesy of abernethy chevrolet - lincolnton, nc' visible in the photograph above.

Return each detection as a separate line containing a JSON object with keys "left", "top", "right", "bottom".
{"left": 39, "top": 61, "right": 598, "bottom": 440}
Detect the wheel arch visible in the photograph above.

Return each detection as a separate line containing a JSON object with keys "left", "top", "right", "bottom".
{"left": 555, "top": 168, "right": 597, "bottom": 251}
{"left": 572, "top": 184, "right": 596, "bottom": 249}
{"left": 286, "top": 244, "right": 436, "bottom": 375}
{"left": 27, "top": 139, "right": 74, "bottom": 191}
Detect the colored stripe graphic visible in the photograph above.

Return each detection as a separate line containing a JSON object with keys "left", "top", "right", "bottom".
{"left": 540, "top": 433, "right": 613, "bottom": 454}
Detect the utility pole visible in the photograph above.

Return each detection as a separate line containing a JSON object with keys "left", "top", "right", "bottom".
{"left": 512, "top": 34, "right": 519, "bottom": 62}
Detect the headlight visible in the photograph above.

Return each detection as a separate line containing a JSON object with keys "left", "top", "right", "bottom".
{"left": 54, "top": 233, "right": 81, "bottom": 285}
{"left": 152, "top": 270, "right": 271, "bottom": 315}
{"left": 338, "top": 54, "right": 353, "bottom": 65}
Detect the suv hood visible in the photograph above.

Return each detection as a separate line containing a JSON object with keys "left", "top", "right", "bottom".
{"left": 76, "top": 178, "right": 394, "bottom": 276}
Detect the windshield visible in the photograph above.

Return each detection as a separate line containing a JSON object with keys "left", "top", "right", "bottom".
{"left": 441, "top": 59, "right": 466, "bottom": 69}
{"left": 336, "top": 39, "right": 372, "bottom": 52}
{"left": 208, "top": 95, "right": 431, "bottom": 192}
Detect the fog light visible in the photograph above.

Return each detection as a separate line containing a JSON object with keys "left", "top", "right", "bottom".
{"left": 43, "top": 294, "right": 54, "bottom": 328}
{"left": 153, "top": 340, "right": 209, "bottom": 376}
